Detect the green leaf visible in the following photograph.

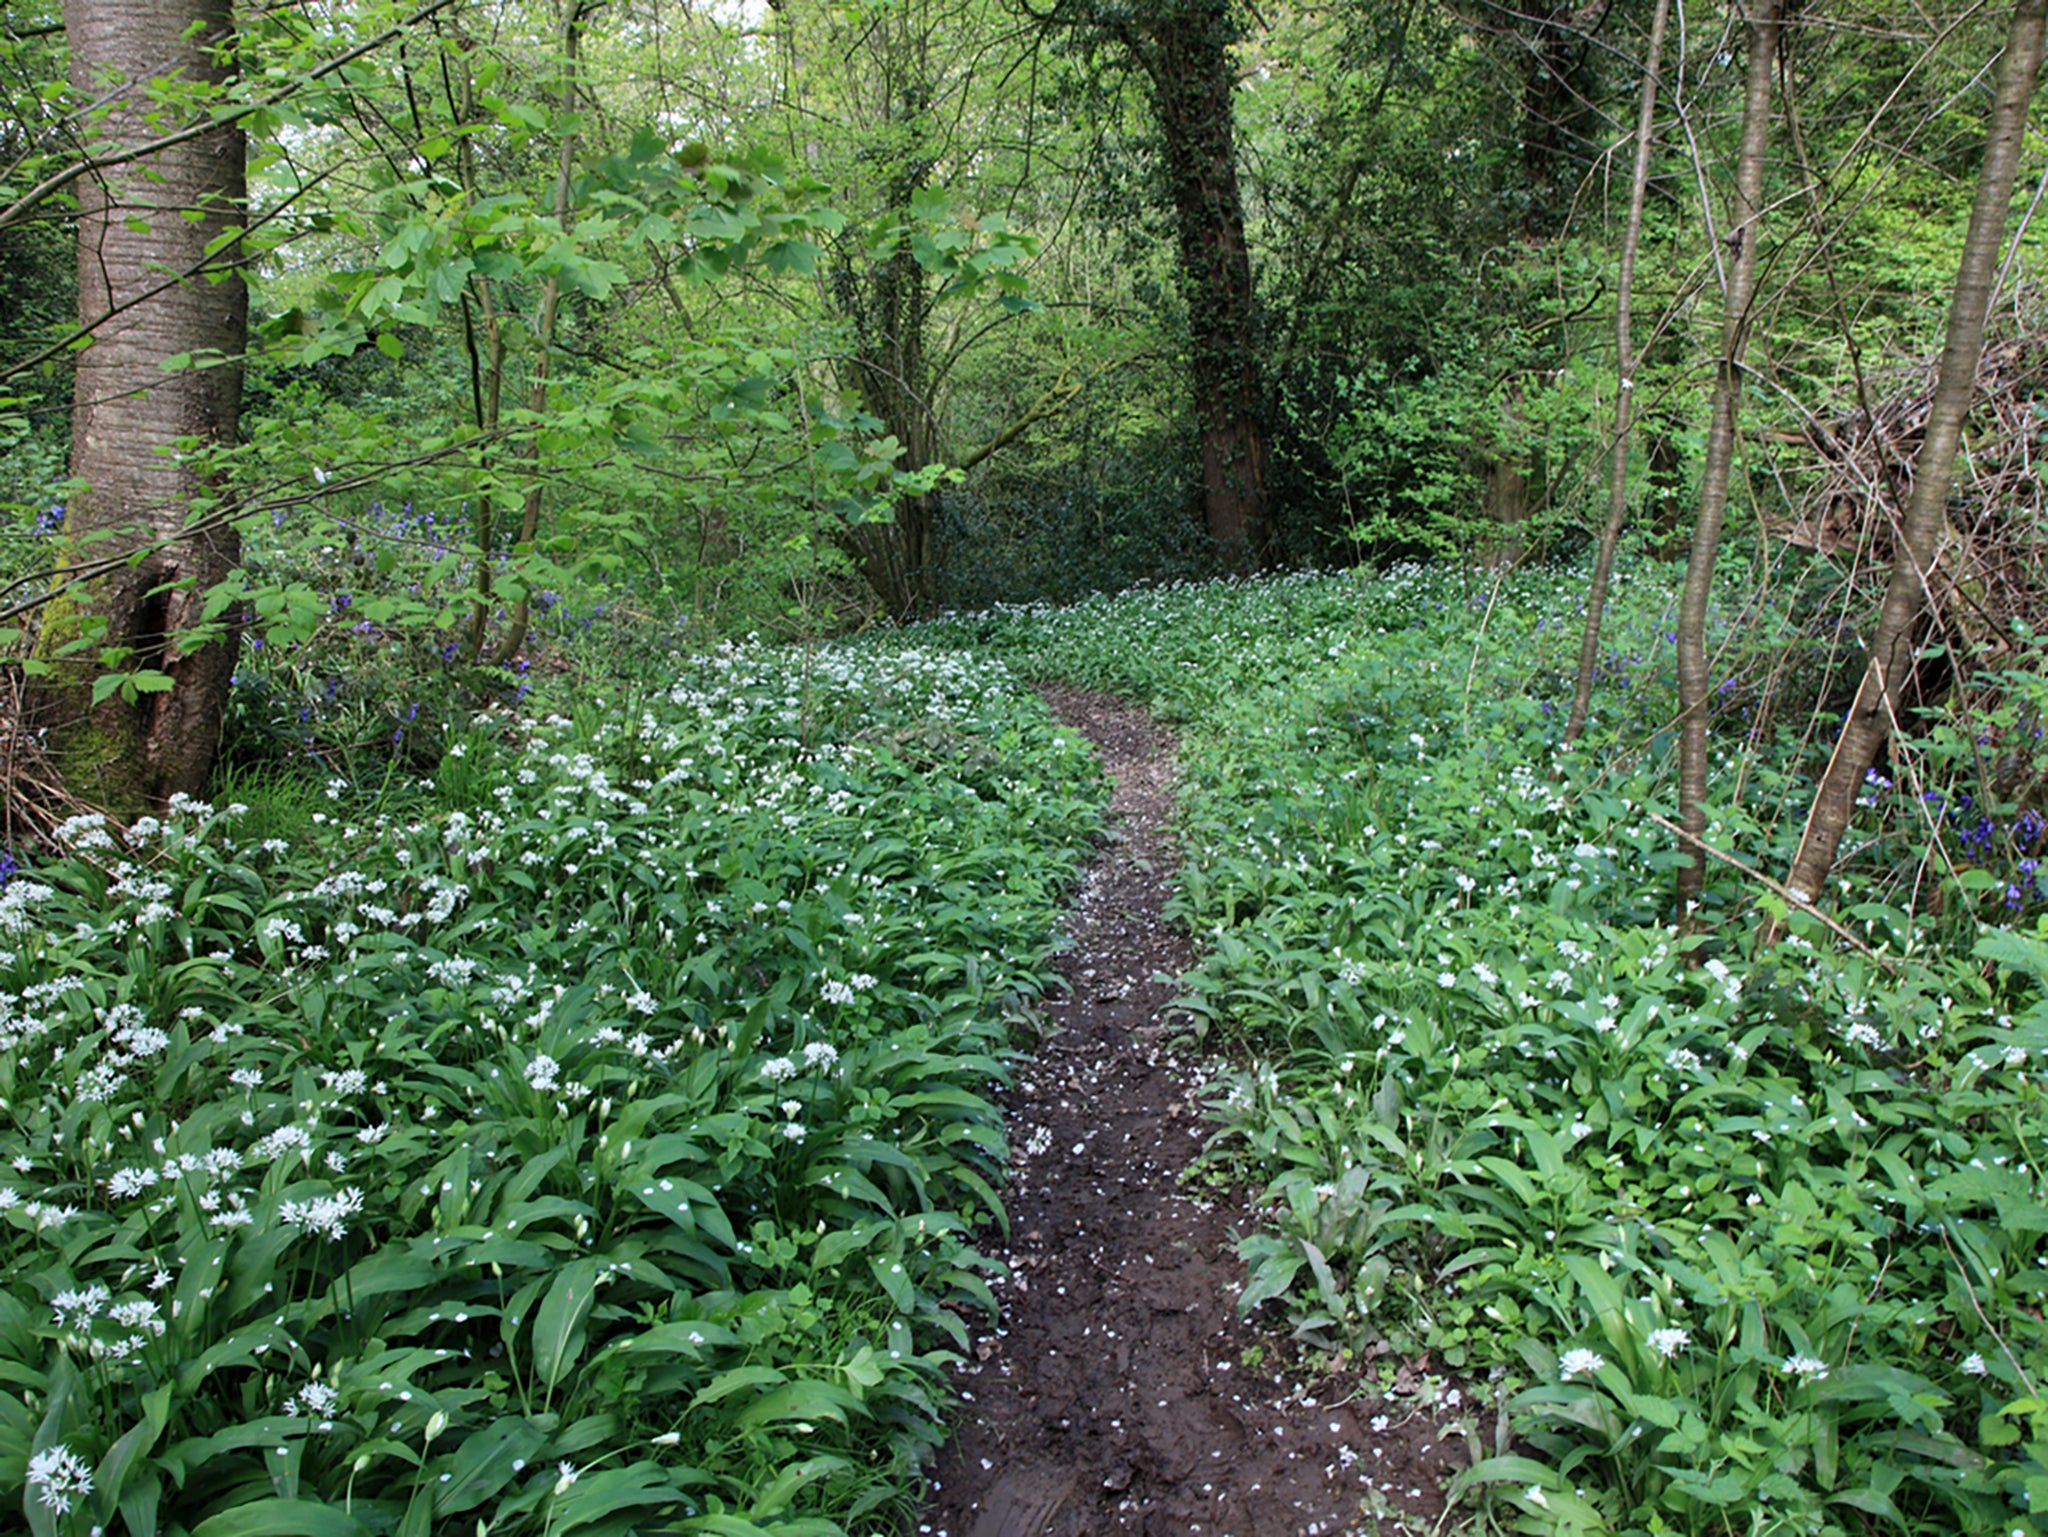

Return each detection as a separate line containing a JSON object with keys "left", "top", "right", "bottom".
{"left": 869, "top": 1252, "right": 914, "bottom": 1311}
{"left": 532, "top": 1258, "right": 600, "bottom": 1389}
{"left": 763, "top": 240, "right": 817, "bottom": 276}
{"left": 1237, "top": 1247, "right": 1302, "bottom": 1312}
{"left": 689, "top": 1365, "right": 785, "bottom": 1410}
{"left": 25, "top": 1359, "right": 79, "bottom": 1537}
{"left": 814, "top": 1220, "right": 888, "bottom": 1270}
{"left": 552, "top": 1463, "right": 699, "bottom": 1532}
{"left": 608, "top": 1318, "right": 741, "bottom": 1360}
{"left": 93, "top": 1385, "right": 170, "bottom": 1517}
{"left": 433, "top": 1418, "right": 549, "bottom": 1516}
{"left": 733, "top": 1379, "right": 865, "bottom": 1429}
{"left": 628, "top": 1172, "right": 722, "bottom": 1242}
{"left": 189, "top": 1500, "right": 375, "bottom": 1537}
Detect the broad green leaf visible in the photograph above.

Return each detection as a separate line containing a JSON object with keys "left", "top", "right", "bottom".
{"left": 433, "top": 1417, "right": 549, "bottom": 1516}
{"left": 689, "top": 1365, "right": 785, "bottom": 1410}
{"left": 189, "top": 1500, "right": 374, "bottom": 1537}
{"left": 532, "top": 1258, "right": 600, "bottom": 1389}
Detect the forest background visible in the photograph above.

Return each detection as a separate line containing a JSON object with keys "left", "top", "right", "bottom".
{"left": 7, "top": 1, "right": 2048, "bottom": 1535}
{"left": 11, "top": 0, "right": 2041, "bottom": 827}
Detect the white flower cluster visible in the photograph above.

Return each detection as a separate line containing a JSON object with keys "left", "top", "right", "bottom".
{"left": 27, "top": 1443, "right": 93, "bottom": 1514}
{"left": 278, "top": 1186, "right": 366, "bottom": 1242}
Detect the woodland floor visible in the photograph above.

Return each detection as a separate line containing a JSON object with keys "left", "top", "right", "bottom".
{"left": 916, "top": 690, "right": 1477, "bottom": 1537}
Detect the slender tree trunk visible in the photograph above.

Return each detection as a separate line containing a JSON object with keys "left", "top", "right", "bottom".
{"left": 37, "top": 0, "right": 246, "bottom": 812}
{"left": 1131, "top": 0, "right": 1270, "bottom": 568}
{"left": 1781, "top": 0, "right": 2048, "bottom": 908}
{"left": 1566, "top": 0, "right": 1670, "bottom": 745}
{"left": 489, "top": 2, "right": 585, "bottom": 667}
{"left": 1674, "top": 0, "right": 1779, "bottom": 918}
{"left": 454, "top": 50, "right": 505, "bottom": 661}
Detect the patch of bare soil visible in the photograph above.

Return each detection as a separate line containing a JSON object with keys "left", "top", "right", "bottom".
{"left": 916, "top": 689, "right": 1474, "bottom": 1537}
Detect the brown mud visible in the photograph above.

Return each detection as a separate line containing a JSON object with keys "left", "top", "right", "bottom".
{"left": 916, "top": 689, "right": 1475, "bottom": 1537}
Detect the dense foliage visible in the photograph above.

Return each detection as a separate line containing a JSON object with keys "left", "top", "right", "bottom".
{"left": 0, "top": 641, "right": 1102, "bottom": 1535}
{"left": 6, "top": 0, "right": 2048, "bottom": 1530}
{"left": 918, "top": 562, "right": 2048, "bottom": 1536}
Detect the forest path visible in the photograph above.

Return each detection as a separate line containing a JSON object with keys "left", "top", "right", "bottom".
{"left": 916, "top": 690, "right": 1458, "bottom": 1537}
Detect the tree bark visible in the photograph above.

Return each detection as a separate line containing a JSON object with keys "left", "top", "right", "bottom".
{"left": 1566, "top": 0, "right": 1670, "bottom": 746}
{"left": 1674, "top": 0, "right": 1779, "bottom": 918}
{"left": 38, "top": 0, "right": 246, "bottom": 812}
{"left": 488, "top": 2, "right": 586, "bottom": 667}
{"left": 1128, "top": 0, "right": 1269, "bottom": 568}
{"left": 811, "top": 0, "right": 944, "bottom": 620}
{"left": 1478, "top": 448, "right": 1531, "bottom": 570}
{"left": 838, "top": 217, "right": 940, "bottom": 618}
{"left": 1780, "top": 0, "right": 2048, "bottom": 909}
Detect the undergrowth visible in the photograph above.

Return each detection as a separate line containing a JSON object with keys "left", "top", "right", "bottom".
{"left": 915, "top": 558, "right": 2048, "bottom": 1537}
{"left": 0, "top": 642, "right": 1101, "bottom": 1536}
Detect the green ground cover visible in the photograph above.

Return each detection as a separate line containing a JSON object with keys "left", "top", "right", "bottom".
{"left": 919, "top": 563, "right": 2048, "bottom": 1536}
{"left": 0, "top": 643, "right": 1102, "bottom": 1536}
{"left": 10, "top": 554, "right": 2048, "bottom": 1536}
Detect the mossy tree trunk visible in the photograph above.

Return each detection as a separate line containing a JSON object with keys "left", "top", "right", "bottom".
{"left": 36, "top": 0, "right": 246, "bottom": 813}
{"left": 1102, "top": 0, "right": 1269, "bottom": 569}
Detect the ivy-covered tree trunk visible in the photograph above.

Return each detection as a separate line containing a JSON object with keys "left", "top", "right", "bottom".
{"left": 37, "top": 0, "right": 245, "bottom": 811}
{"left": 797, "top": 0, "right": 949, "bottom": 619}
{"left": 1127, "top": 0, "right": 1269, "bottom": 568}
{"left": 837, "top": 219, "right": 941, "bottom": 618}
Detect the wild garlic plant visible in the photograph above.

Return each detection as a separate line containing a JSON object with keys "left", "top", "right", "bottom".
{"left": 918, "top": 565, "right": 2048, "bottom": 1537}
{"left": 0, "top": 641, "right": 1100, "bottom": 1537}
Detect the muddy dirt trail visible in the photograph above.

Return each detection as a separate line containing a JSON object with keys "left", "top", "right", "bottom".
{"left": 916, "top": 689, "right": 1467, "bottom": 1537}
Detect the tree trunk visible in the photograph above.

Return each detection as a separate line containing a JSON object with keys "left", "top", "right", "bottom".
{"left": 817, "top": 1, "right": 944, "bottom": 621}
{"left": 1644, "top": 415, "right": 1687, "bottom": 557}
{"left": 838, "top": 219, "right": 940, "bottom": 617}
{"left": 1674, "top": 0, "right": 1779, "bottom": 918}
{"left": 1478, "top": 451, "right": 1531, "bottom": 569}
{"left": 1566, "top": 0, "right": 1670, "bottom": 745}
{"left": 487, "top": 2, "right": 586, "bottom": 667}
{"left": 38, "top": 0, "right": 245, "bottom": 812}
{"left": 1780, "top": 0, "right": 2048, "bottom": 909}
{"left": 1131, "top": 0, "right": 1269, "bottom": 568}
